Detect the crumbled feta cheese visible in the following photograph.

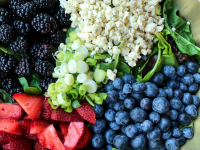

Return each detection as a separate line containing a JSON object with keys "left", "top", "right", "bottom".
{"left": 172, "top": 27, "right": 176, "bottom": 31}
{"left": 187, "top": 21, "right": 190, "bottom": 25}
{"left": 107, "top": 69, "right": 117, "bottom": 81}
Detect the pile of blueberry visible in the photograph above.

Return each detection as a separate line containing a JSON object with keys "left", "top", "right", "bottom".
{"left": 91, "top": 60, "right": 200, "bottom": 150}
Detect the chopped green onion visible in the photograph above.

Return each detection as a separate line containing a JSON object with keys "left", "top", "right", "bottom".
{"left": 77, "top": 74, "right": 88, "bottom": 83}
{"left": 65, "top": 74, "right": 74, "bottom": 85}
{"left": 48, "top": 99, "right": 60, "bottom": 109}
{"left": 83, "top": 79, "right": 97, "bottom": 93}
{"left": 86, "top": 58, "right": 97, "bottom": 66}
{"left": 94, "top": 69, "right": 106, "bottom": 82}
{"left": 68, "top": 89, "right": 79, "bottom": 99}
{"left": 74, "top": 51, "right": 85, "bottom": 61}
{"left": 94, "top": 53, "right": 110, "bottom": 59}
{"left": 79, "top": 85, "right": 86, "bottom": 96}
{"left": 72, "top": 100, "right": 81, "bottom": 108}
{"left": 57, "top": 93, "right": 67, "bottom": 104}
{"left": 87, "top": 72, "right": 94, "bottom": 79}
{"left": 69, "top": 31, "right": 79, "bottom": 42}
{"left": 55, "top": 78, "right": 72, "bottom": 93}
{"left": 87, "top": 93, "right": 96, "bottom": 100}
{"left": 65, "top": 106, "right": 73, "bottom": 113}
{"left": 85, "top": 96, "right": 95, "bottom": 106}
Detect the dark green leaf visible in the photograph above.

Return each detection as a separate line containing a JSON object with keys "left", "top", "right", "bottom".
{"left": 86, "top": 58, "right": 97, "bottom": 66}
{"left": 29, "top": 73, "right": 42, "bottom": 91}
{"left": 94, "top": 53, "right": 110, "bottom": 59}
{"left": 24, "top": 87, "right": 42, "bottom": 95}
{"left": 0, "top": 89, "right": 12, "bottom": 103}
{"left": 7, "top": 46, "right": 22, "bottom": 61}
{"left": 0, "top": 45, "right": 7, "bottom": 53}
{"left": 117, "top": 72, "right": 123, "bottom": 78}
{"left": 18, "top": 77, "right": 29, "bottom": 90}
{"left": 118, "top": 62, "right": 132, "bottom": 75}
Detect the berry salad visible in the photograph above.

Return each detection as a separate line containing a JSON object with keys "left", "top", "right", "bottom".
{"left": 0, "top": 0, "right": 200, "bottom": 150}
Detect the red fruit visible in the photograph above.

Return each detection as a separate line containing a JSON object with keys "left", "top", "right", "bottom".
{"left": 0, "top": 103, "right": 23, "bottom": 120}
{"left": 18, "top": 120, "right": 37, "bottom": 140}
{"left": 2, "top": 139, "right": 32, "bottom": 150}
{"left": 34, "top": 141, "right": 49, "bottom": 150}
{"left": 30, "top": 120, "right": 49, "bottom": 134}
{"left": 0, "top": 119, "right": 22, "bottom": 135}
{"left": 59, "top": 123, "right": 69, "bottom": 136}
{"left": 63, "top": 122, "right": 85, "bottom": 150}
{"left": 56, "top": 131, "right": 64, "bottom": 142}
{"left": 37, "top": 124, "right": 65, "bottom": 150}
{"left": 13, "top": 93, "right": 44, "bottom": 120}
{"left": 51, "top": 107, "right": 84, "bottom": 122}
{"left": 75, "top": 101, "right": 96, "bottom": 124}
{"left": 22, "top": 115, "right": 32, "bottom": 120}
{"left": 76, "top": 127, "right": 92, "bottom": 149}
{"left": 23, "top": 112, "right": 43, "bottom": 120}
{"left": 0, "top": 132, "right": 24, "bottom": 146}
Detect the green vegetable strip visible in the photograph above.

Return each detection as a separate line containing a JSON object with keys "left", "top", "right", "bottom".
{"left": 72, "top": 100, "right": 81, "bottom": 108}
{"left": 94, "top": 54, "right": 111, "bottom": 59}
{"left": 86, "top": 58, "right": 97, "bottom": 66}
{"left": 79, "top": 85, "right": 86, "bottom": 96}
{"left": 85, "top": 96, "right": 95, "bottom": 106}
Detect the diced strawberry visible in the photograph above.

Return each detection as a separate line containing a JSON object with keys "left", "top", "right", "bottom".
{"left": 76, "top": 127, "right": 92, "bottom": 149}
{"left": 0, "top": 103, "right": 24, "bottom": 120}
{"left": 2, "top": 139, "right": 32, "bottom": 150}
{"left": 37, "top": 124, "right": 65, "bottom": 150}
{"left": 75, "top": 101, "right": 96, "bottom": 124}
{"left": 22, "top": 115, "right": 32, "bottom": 120}
{"left": 13, "top": 93, "right": 44, "bottom": 120}
{"left": 59, "top": 123, "right": 69, "bottom": 136}
{"left": 30, "top": 120, "right": 49, "bottom": 134}
{"left": 0, "top": 119, "right": 22, "bottom": 135}
{"left": 56, "top": 131, "right": 64, "bottom": 142}
{"left": 23, "top": 112, "right": 43, "bottom": 120}
{"left": 0, "top": 132, "right": 24, "bottom": 146}
{"left": 34, "top": 141, "right": 49, "bottom": 150}
{"left": 18, "top": 120, "right": 37, "bottom": 140}
{"left": 51, "top": 108, "right": 84, "bottom": 122}
{"left": 63, "top": 122, "right": 85, "bottom": 150}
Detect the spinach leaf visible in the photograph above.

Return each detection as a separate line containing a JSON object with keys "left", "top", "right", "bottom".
{"left": 0, "top": 45, "right": 7, "bottom": 53}
{"left": 0, "top": 89, "right": 12, "bottom": 103}
{"left": 29, "top": 73, "right": 42, "bottom": 91}
{"left": 94, "top": 53, "right": 111, "bottom": 59}
{"left": 18, "top": 77, "right": 29, "bottom": 90}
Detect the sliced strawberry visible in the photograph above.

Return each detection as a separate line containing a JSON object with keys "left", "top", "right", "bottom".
{"left": 23, "top": 112, "right": 43, "bottom": 120}
{"left": 22, "top": 115, "right": 32, "bottom": 120}
{"left": 0, "top": 103, "right": 24, "bottom": 120}
{"left": 76, "top": 127, "right": 92, "bottom": 149}
{"left": 0, "top": 132, "right": 24, "bottom": 146}
{"left": 13, "top": 93, "right": 44, "bottom": 120}
{"left": 18, "top": 120, "right": 37, "bottom": 140}
{"left": 2, "top": 139, "right": 32, "bottom": 150}
{"left": 56, "top": 131, "right": 64, "bottom": 142}
{"left": 59, "top": 123, "right": 69, "bottom": 136}
{"left": 37, "top": 124, "right": 65, "bottom": 150}
{"left": 0, "top": 119, "right": 22, "bottom": 135}
{"left": 51, "top": 108, "right": 84, "bottom": 122}
{"left": 75, "top": 101, "right": 96, "bottom": 124}
{"left": 30, "top": 120, "right": 49, "bottom": 134}
{"left": 34, "top": 141, "right": 49, "bottom": 150}
{"left": 63, "top": 122, "right": 85, "bottom": 150}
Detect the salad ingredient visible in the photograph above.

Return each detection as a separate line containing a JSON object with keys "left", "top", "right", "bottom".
{"left": 65, "top": 74, "right": 74, "bottom": 85}
{"left": 50, "top": 31, "right": 66, "bottom": 47}
{"left": 30, "top": 120, "right": 49, "bottom": 134}
{"left": 15, "top": 57, "right": 32, "bottom": 77}
{"left": 55, "top": 6, "right": 71, "bottom": 29}
{"left": 0, "top": 132, "right": 24, "bottom": 146}
{"left": 0, "top": 8, "right": 11, "bottom": 25}
{"left": 0, "top": 119, "right": 22, "bottom": 135}
{"left": 35, "top": 59, "right": 54, "bottom": 77}
{"left": 76, "top": 60, "right": 89, "bottom": 73}
{"left": 94, "top": 69, "right": 106, "bottom": 82}
{"left": 76, "top": 127, "right": 92, "bottom": 149}
{"left": 34, "top": 140, "right": 49, "bottom": 150}
{"left": 13, "top": 20, "right": 31, "bottom": 36}
{"left": 77, "top": 73, "right": 87, "bottom": 83}
{"left": 37, "top": 44, "right": 57, "bottom": 60}
{"left": 83, "top": 79, "right": 97, "bottom": 93}
{"left": 60, "top": 123, "right": 69, "bottom": 136}
{"left": 2, "top": 139, "right": 32, "bottom": 150}
{"left": 68, "top": 59, "right": 76, "bottom": 73}
{"left": 0, "top": 54, "right": 17, "bottom": 74}
{"left": 0, "top": 24, "right": 15, "bottom": 44}
{"left": 33, "top": 0, "right": 58, "bottom": 9}
{"left": 40, "top": 77, "right": 57, "bottom": 92}
{"left": 92, "top": 134, "right": 105, "bottom": 149}
{"left": 10, "top": 36, "right": 29, "bottom": 54}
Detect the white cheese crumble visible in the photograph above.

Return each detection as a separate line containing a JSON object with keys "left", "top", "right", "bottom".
{"left": 107, "top": 69, "right": 117, "bottom": 81}
{"left": 172, "top": 27, "right": 176, "bottom": 31}
{"left": 60, "top": 0, "right": 164, "bottom": 67}
{"left": 187, "top": 21, "right": 190, "bottom": 25}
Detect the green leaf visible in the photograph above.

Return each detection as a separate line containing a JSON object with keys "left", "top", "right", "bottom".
{"left": 0, "top": 89, "right": 12, "bottom": 103}
{"left": 157, "top": 5, "right": 162, "bottom": 15}
{"left": 29, "top": 73, "right": 42, "bottom": 91}
{"left": 118, "top": 61, "right": 132, "bottom": 75}
{"left": 24, "top": 87, "right": 42, "bottom": 95}
{"left": 7, "top": 46, "right": 22, "bottom": 61}
{"left": 18, "top": 77, "right": 29, "bottom": 90}
{"left": 86, "top": 58, "right": 97, "bottom": 66}
{"left": 94, "top": 53, "right": 111, "bottom": 59}
{"left": 0, "top": 45, "right": 7, "bottom": 53}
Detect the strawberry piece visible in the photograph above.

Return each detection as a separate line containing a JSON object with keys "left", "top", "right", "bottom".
{"left": 13, "top": 93, "right": 44, "bottom": 120}
{"left": 51, "top": 108, "right": 84, "bottom": 122}
{"left": 37, "top": 124, "right": 65, "bottom": 150}
{"left": 59, "top": 123, "right": 69, "bottom": 136}
{"left": 18, "top": 120, "right": 37, "bottom": 140}
{"left": 63, "top": 122, "right": 85, "bottom": 150}
{"left": 22, "top": 115, "right": 32, "bottom": 120}
{"left": 56, "top": 131, "right": 64, "bottom": 142}
{"left": 30, "top": 120, "right": 49, "bottom": 134}
{"left": 76, "top": 127, "right": 92, "bottom": 149}
{"left": 0, "top": 103, "right": 24, "bottom": 120}
{"left": 0, "top": 119, "right": 22, "bottom": 135}
{"left": 75, "top": 101, "right": 96, "bottom": 124}
{"left": 34, "top": 141, "right": 49, "bottom": 150}
{"left": 23, "top": 112, "right": 43, "bottom": 120}
{"left": 2, "top": 139, "right": 32, "bottom": 150}
{"left": 0, "top": 132, "right": 24, "bottom": 146}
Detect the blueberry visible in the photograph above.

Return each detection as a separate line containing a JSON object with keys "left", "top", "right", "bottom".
{"left": 192, "top": 95, "right": 200, "bottom": 107}
{"left": 184, "top": 61, "right": 199, "bottom": 74}
{"left": 182, "top": 128, "right": 194, "bottom": 139}
{"left": 173, "top": 89, "right": 183, "bottom": 99}
{"left": 163, "top": 87, "right": 174, "bottom": 99}
{"left": 176, "top": 135, "right": 186, "bottom": 147}
{"left": 172, "top": 127, "right": 181, "bottom": 138}
{"left": 178, "top": 113, "right": 192, "bottom": 126}
{"left": 165, "top": 138, "right": 179, "bottom": 150}
{"left": 125, "top": 124, "right": 138, "bottom": 138}
{"left": 135, "top": 123, "right": 143, "bottom": 134}
{"left": 188, "top": 83, "right": 199, "bottom": 94}
{"left": 152, "top": 97, "right": 170, "bottom": 114}
{"left": 157, "top": 88, "right": 167, "bottom": 98}
{"left": 118, "top": 90, "right": 127, "bottom": 100}
{"left": 93, "top": 104, "right": 104, "bottom": 118}
{"left": 109, "top": 122, "right": 120, "bottom": 131}
{"left": 149, "top": 111, "right": 160, "bottom": 123}
{"left": 162, "top": 129, "right": 172, "bottom": 140}
{"left": 182, "top": 93, "right": 193, "bottom": 105}
{"left": 144, "top": 82, "right": 159, "bottom": 98}
{"left": 148, "top": 139, "right": 163, "bottom": 149}
{"left": 141, "top": 120, "right": 153, "bottom": 133}
{"left": 122, "top": 74, "right": 136, "bottom": 85}
{"left": 159, "top": 146, "right": 168, "bottom": 150}
{"left": 113, "top": 78, "right": 124, "bottom": 90}
{"left": 177, "top": 65, "right": 187, "bottom": 76}
{"left": 157, "top": 117, "right": 171, "bottom": 132}
{"left": 140, "top": 98, "right": 152, "bottom": 110}
{"left": 167, "top": 80, "right": 179, "bottom": 89}
{"left": 124, "top": 97, "right": 135, "bottom": 109}
{"left": 92, "top": 134, "right": 105, "bottom": 149}
{"left": 147, "top": 127, "right": 161, "bottom": 141}
{"left": 123, "top": 83, "right": 132, "bottom": 94}
{"left": 105, "top": 81, "right": 115, "bottom": 92}
{"left": 179, "top": 83, "right": 188, "bottom": 93}
{"left": 104, "top": 129, "right": 117, "bottom": 144}
{"left": 170, "top": 73, "right": 178, "bottom": 80}
{"left": 131, "top": 92, "right": 144, "bottom": 102}
{"left": 130, "top": 134, "right": 146, "bottom": 149}
{"left": 107, "top": 102, "right": 114, "bottom": 109}
{"left": 115, "top": 111, "right": 130, "bottom": 125}
{"left": 106, "top": 145, "right": 113, "bottom": 150}
{"left": 91, "top": 118, "right": 107, "bottom": 134}
{"left": 121, "top": 125, "right": 127, "bottom": 134}
{"left": 105, "top": 109, "right": 116, "bottom": 121}
{"left": 182, "top": 74, "right": 194, "bottom": 85}
{"left": 169, "top": 110, "right": 178, "bottom": 121}
{"left": 179, "top": 104, "right": 186, "bottom": 113}
{"left": 185, "top": 104, "right": 197, "bottom": 117}
{"left": 176, "top": 76, "right": 182, "bottom": 82}
{"left": 151, "top": 72, "right": 164, "bottom": 86}
{"left": 113, "top": 101, "right": 125, "bottom": 111}
{"left": 132, "top": 82, "right": 146, "bottom": 93}
{"left": 130, "top": 107, "right": 147, "bottom": 123}
{"left": 162, "top": 65, "right": 176, "bottom": 77}
{"left": 169, "top": 98, "right": 182, "bottom": 110}
{"left": 171, "top": 121, "right": 179, "bottom": 128}
{"left": 193, "top": 73, "right": 200, "bottom": 83}
{"left": 113, "top": 135, "right": 129, "bottom": 150}
{"left": 105, "top": 90, "right": 118, "bottom": 102}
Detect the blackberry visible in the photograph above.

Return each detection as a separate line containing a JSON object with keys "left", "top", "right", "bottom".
{"left": 10, "top": 36, "right": 29, "bottom": 54}
{"left": 9, "top": 0, "right": 26, "bottom": 13}
{"left": 35, "top": 59, "right": 54, "bottom": 76}
{"left": 9, "top": 87, "right": 23, "bottom": 103}
{"left": 41, "top": 76, "right": 56, "bottom": 91}
{"left": 37, "top": 44, "right": 57, "bottom": 60}
{"left": 13, "top": 20, "right": 31, "bottom": 36}
{"left": 15, "top": 57, "right": 33, "bottom": 77}
{"left": 50, "top": 30, "right": 65, "bottom": 46}
{"left": 0, "top": 54, "right": 17, "bottom": 73}
{"left": 31, "top": 13, "right": 58, "bottom": 34}
{"left": 0, "top": 8, "right": 11, "bottom": 25}
{"left": 0, "top": 24, "right": 15, "bottom": 44}
{"left": 29, "top": 43, "right": 41, "bottom": 58}
{"left": 55, "top": 7, "right": 71, "bottom": 28}
{"left": 1, "top": 78, "right": 19, "bottom": 92}
{"left": 16, "top": 2, "right": 38, "bottom": 21}
{"left": 33, "top": 0, "right": 58, "bottom": 9}
{"left": 0, "top": 72, "right": 9, "bottom": 80}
